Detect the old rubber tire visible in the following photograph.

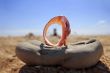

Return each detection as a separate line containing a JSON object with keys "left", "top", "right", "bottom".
{"left": 16, "top": 39, "right": 103, "bottom": 69}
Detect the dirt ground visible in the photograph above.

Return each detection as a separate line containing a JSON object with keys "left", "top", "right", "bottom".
{"left": 0, "top": 35, "right": 110, "bottom": 73}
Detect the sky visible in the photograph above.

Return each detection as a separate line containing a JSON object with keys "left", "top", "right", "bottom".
{"left": 0, "top": 0, "right": 110, "bottom": 36}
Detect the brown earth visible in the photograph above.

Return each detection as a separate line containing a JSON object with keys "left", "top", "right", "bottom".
{"left": 0, "top": 35, "right": 110, "bottom": 73}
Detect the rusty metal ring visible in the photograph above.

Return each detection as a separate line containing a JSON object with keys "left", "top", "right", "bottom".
{"left": 43, "top": 16, "right": 71, "bottom": 47}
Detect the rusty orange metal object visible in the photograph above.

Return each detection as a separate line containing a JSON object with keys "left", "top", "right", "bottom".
{"left": 43, "top": 16, "right": 71, "bottom": 46}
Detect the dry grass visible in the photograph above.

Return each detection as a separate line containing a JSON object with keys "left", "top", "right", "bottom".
{"left": 0, "top": 35, "right": 110, "bottom": 73}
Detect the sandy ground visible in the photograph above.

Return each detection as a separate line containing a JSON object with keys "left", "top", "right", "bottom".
{"left": 0, "top": 35, "right": 110, "bottom": 73}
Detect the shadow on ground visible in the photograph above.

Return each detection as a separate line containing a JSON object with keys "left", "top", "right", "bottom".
{"left": 19, "top": 61, "right": 110, "bottom": 73}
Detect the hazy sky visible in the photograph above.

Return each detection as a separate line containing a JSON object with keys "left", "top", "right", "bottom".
{"left": 0, "top": 0, "right": 110, "bottom": 36}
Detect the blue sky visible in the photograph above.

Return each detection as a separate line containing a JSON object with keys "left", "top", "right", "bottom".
{"left": 0, "top": 0, "right": 110, "bottom": 36}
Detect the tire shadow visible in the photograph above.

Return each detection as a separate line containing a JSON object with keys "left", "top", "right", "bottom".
{"left": 19, "top": 60, "right": 110, "bottom": 73}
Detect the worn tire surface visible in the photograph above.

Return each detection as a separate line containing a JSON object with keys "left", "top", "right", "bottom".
{"left": 16, "top": 39, "right": 103, "bottom": 69}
